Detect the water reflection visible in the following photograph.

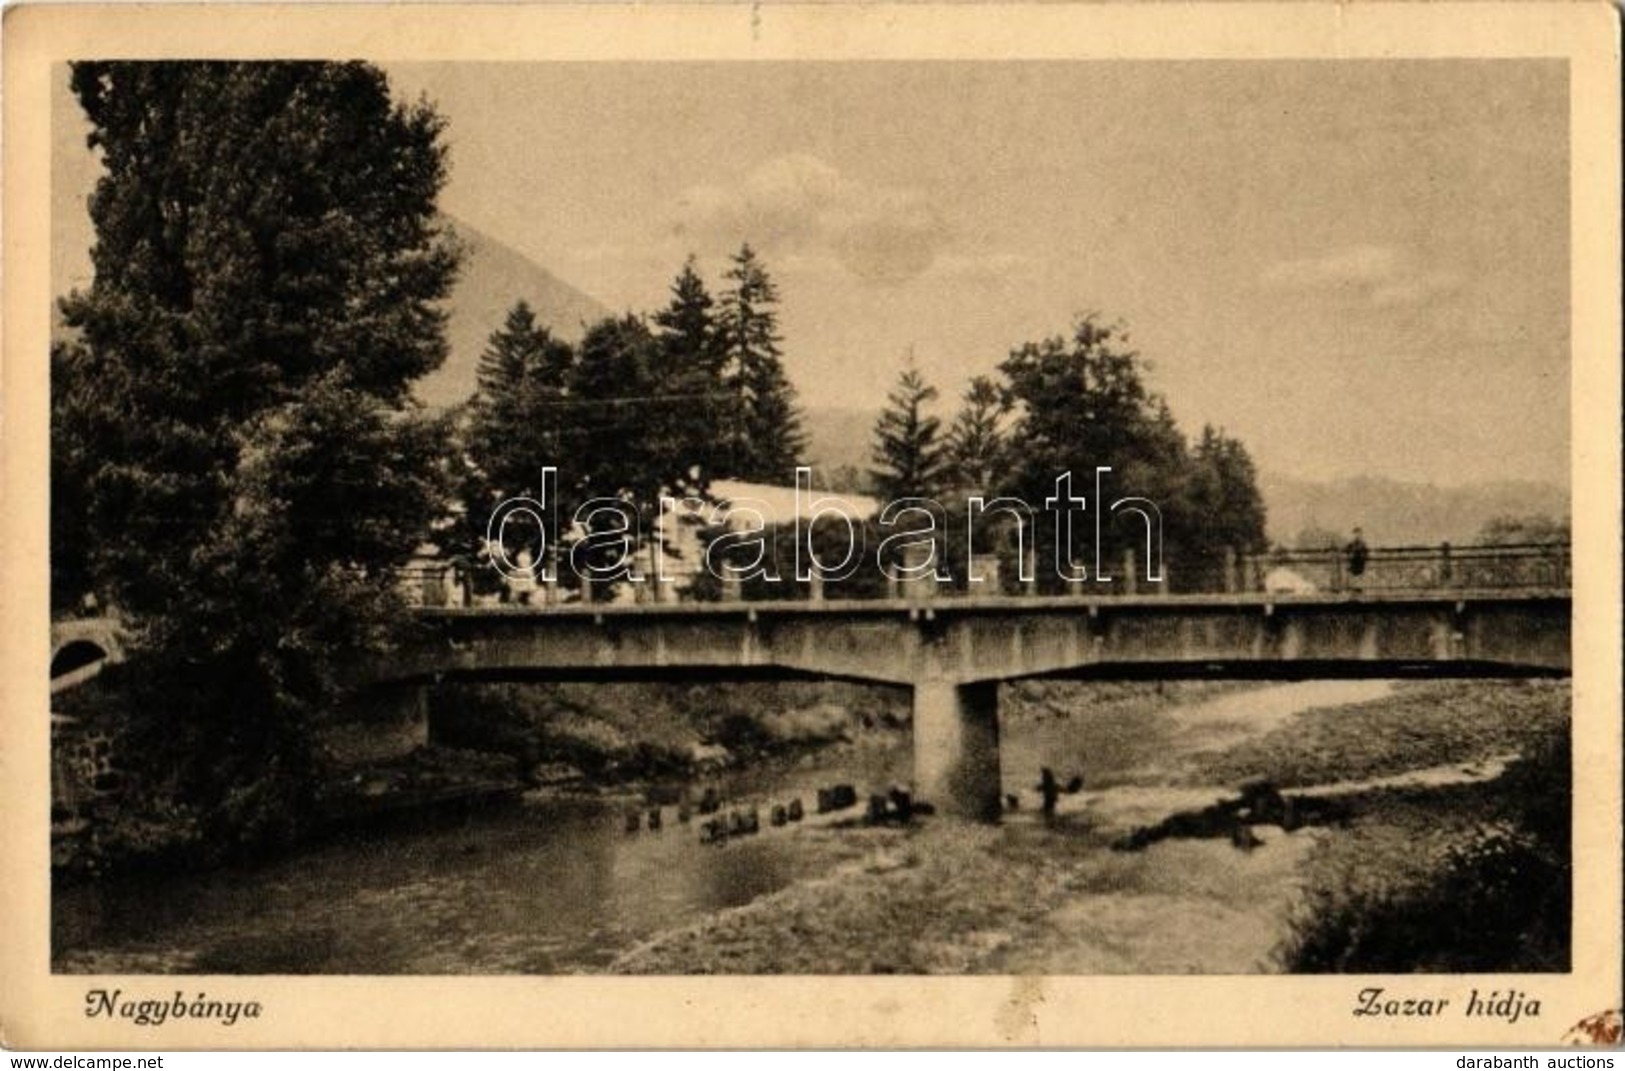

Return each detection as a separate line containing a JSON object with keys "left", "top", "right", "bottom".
{"left": 54, "top": 752, "right": 902, "bottom": 974}
{"left": 54, "top": 681, "right": 1394, "bottom": 974}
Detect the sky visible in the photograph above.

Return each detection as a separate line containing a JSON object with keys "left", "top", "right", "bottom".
{"left": 53, "top": 60, "right": 1570, "bottom": 487}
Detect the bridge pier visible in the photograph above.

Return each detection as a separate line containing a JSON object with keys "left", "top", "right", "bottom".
{"left": 911, "top": 680, "right": 1002, "bottom": 822}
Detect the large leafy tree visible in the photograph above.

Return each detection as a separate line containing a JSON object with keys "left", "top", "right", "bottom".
{"left": 717, "top": 244, "right": 805, "bottom": 481}
{"left": 869, "top": 363, "right": 947, "bottom": 503}
{"left": 998, "top": 317, "right": 1164, "bottom": 499}
{"left": 50, "top": 340, "right": 97, "bottom": 612}
{"left": 1184, "top": 425, "right": 1269, "bottom": 584}
{"left": 994, "top": 315, "right": 1246, "bottom": 590}
{"left": 52, "top": 61, "right": 461, "bottom": 848}
{"left": 565, "top": 315, "right": 666, "bottom": 508}
{"left": 1189, "top": 426, "right": 1268, "bottom": 554}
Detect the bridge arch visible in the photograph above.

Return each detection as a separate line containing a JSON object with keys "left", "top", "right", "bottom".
{"left": 49, "top": 617, "right": 126, "bottom": 694}
{"left": 51, "top": 639, "right": 109, "bottom": 679}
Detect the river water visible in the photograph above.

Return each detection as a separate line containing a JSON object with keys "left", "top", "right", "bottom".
{"left": 53, "top": 680, "right": 1396, "bottom": 974}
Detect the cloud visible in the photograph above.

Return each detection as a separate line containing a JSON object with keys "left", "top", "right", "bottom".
{"left": 1259, "top": 244, "right": 1461, "bottom": 308}
{"left": 1261, "top": 244, "right": 1401, "bottom": 288}
{"left": 1368, "top": 270, "right": 1464, "bottom": 308}
{"left": 927, "top": 251, "right": 1040, "bottom": 281}
{"left": 670, "top": 153, "right": 952, "bottom": 285}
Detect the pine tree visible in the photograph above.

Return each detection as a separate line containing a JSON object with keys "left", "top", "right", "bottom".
{"left": 52, "top": 61, "right": 461, "bottom": 846}
{"left": 459, "top": 301, "right": 574, "bottom": 584}
{"left": 944, "top": 374, "right": 1009, "bottom": 495}
{"left": 869, "top": 362, "right": 947, "bottom": 502}
{"left": 467, "top": 300, "right": 574, "bottom": 499}
{"left": 718, "top": 244, "right": 805, "bottom": 481}
{"left": 564, "top": 314, "right": 683, "bottom": 528}
{"left": 652, "top": 257, "right": 727, "bottom": 485}
{"left": 654, "top": 257, "right": 723, "bottom": 377}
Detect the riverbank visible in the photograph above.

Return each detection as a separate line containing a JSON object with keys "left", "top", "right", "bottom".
{"left": 51, "top": 678, "right": 1304, "bottom": 972}
{"left": 1154, "top": 678, "right": 1571, "bottom": 971}
{"left": 53, "top": 671, "right": 1261, "bottom": 880}
{"left": 609, "top": 679, "right": 1570, "bottom": 973}
{"left": 51, "top": 675, "right": 910, "bottom": 881}
{"left": 53, "top": 677, "right": 1569, "bottom": 975}
{"left": 611, "top": 810, "right": 1325, "bottom": 974}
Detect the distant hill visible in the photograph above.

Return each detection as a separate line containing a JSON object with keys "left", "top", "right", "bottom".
{"left": 801, "top": 406, "right": 1570, "bottom": 546}
{"left": 1260, "top": 471, "right": 1569, "bottom": 548}
{"left": 413, "top": 215, "right": 611, "bottom": 410}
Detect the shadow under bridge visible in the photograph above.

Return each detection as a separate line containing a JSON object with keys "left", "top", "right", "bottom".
{"left": 367, "top": 589, "right": 1569, "bottom": 822}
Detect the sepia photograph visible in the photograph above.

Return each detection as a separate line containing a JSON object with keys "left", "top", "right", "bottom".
{"left": 4, "top": 1, "right": 1620, "bottom": 1051}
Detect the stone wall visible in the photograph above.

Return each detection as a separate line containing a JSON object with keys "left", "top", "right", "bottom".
{"left": 52, "top": 715, "right": 119, "bottom": 820}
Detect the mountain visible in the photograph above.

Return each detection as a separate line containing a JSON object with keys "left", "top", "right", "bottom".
{"left": 413, "top": 215, "right": 611, "bottom": 410}
{"left": 52, "top": 213, "right": 608, "bottom": 410}
{"left": 800, "top": 406, "right": 1572, "bottom": 547}
{"left": 1260, "top": 472, "right": 1570, "bottom": 548}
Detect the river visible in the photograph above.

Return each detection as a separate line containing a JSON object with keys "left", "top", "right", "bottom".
{"left": 53, "top": 680, "right": 1397, "bottom": 974}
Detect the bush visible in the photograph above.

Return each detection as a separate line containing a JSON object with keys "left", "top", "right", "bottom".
{"left": 1280, "top": 732, "right": 1570, "bottom": 973}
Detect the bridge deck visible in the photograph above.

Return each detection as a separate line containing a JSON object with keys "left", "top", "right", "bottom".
{"left": 394, "top": 587, "right": 1571, "bottom": 687}
{"left": 413, "top": 587, "right": 1571, "bottom": 619}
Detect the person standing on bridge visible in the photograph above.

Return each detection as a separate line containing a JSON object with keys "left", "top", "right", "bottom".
{"left": 510, "top": 546, "right": 538, "bottom": 606}
{"left": 1344, "top": 527, "right": 1369, "bottom": 593}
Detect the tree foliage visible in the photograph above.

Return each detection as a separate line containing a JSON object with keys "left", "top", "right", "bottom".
{"left": 943, "top": 374, "right": 1009, "bottom": 496}
{"left": 986, "top": 315, "right": 1266, "bottom": 591}
{"left": 997, "top": 317, "right": 1168, "bottom": 500}
{"left": 1476, "top": 514, "right": 1571, "bottom": 546}
{"left": 869, "top": 362, "right": 947, "bottom": 502}
{"left": 1188, "top": 424, "right": 1269, "bottom": 557}
{"left": 463, "top": 251, "right": 817, "bottom": 593}
{"left": 718, "top": 244, "right": 805, "bottom": 481}
{"left": 651, "top": 257, "right": 730, "bottom": 486}
{"left": 466, "top": 300, "right": 573, "bottom": 501}
{"left": 462, "top": 299, "right": 721, "bottom": 591}
{"left": 52, "top": 61, "right": 460, "bottom": 849}
{"left": 565, "top": 313, "right": 702, "bottom": 525}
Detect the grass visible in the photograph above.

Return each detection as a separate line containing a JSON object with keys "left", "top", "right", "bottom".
{"left": 1273, "top": 728, "right": 1570, "bottom": 972}
{"left": 1170, "top": 679, "right": 1570, "bottom": 788}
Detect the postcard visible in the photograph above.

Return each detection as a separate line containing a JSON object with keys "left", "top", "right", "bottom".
{"left": 3, "top": 1, "right": 1620, "bottom": 1050}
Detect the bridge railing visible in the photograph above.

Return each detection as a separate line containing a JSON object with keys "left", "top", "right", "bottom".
{"left": 397, "top": 540, "right": 1570, "bottom": 608}
{"left": 1239, "top": 542, "right": 1570, "bottom": 594}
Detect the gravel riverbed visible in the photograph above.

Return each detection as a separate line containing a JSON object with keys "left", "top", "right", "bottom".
{"left": 611, "top": 679, "right": 1570, "bottom": 974}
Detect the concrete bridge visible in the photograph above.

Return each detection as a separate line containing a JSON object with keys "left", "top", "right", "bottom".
{"left": 381, "top": 586, "right": 1570, "bottom": 821}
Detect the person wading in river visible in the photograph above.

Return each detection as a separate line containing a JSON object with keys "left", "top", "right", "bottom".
{"left": 1038, "top": 768, "right": 1061, "bottom": 817}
